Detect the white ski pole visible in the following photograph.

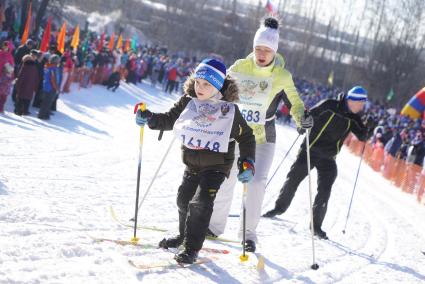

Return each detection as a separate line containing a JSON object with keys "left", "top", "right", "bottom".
{"left": 306, "top": 128, "right": 319, "bottom": 270}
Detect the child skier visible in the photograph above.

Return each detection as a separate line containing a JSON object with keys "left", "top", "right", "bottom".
{"left": 135, "top": 58, "right": 256, "bottom": 264}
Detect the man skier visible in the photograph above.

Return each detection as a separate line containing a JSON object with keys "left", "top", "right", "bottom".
{"left": 263, "top": 86, "right": 375, "bottom": 240}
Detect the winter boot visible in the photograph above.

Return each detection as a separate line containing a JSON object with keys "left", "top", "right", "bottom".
{"left": 174, "top": 248, "right": 199, "bottom": 264}
{"left": 205, "top": 228, "right": 217, "bottom": 238}
{"left": 262, "top": 208, "right": 284, "bottom": 218}
{"left": 244, "top": 240, "right": 256, "bottom": 252}
{"left": 312, "top": 227, "right": 328, "bottom": 240}
{"left": 158, "top": 235, "right": 183, "bottom": 249}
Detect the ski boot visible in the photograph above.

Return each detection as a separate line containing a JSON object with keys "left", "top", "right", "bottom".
{"left": 312, "top": 227, "right": 328, "bottom": 240}
{"left": 262, "top": 208, "right": 284, "bottom": 218}
{"left": 205, "top": 228, "right": 218, "bottom": 238}
{"left": 174, "top": 248, "right": 199, "bottom": 264}
{"left": 158, "top": 235, "right": 183, "bottom": 249}
{"left": 244, "top": 240, "right": 256, "bottom": 252}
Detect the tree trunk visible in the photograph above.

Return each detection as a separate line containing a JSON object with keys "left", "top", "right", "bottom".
{"left": 34, "top": 0, "right": 50, "bottom": 37}
{"left": 20, "top": 0, "right": 30, "bottom": 36}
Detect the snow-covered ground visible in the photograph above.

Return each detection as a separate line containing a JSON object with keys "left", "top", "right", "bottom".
{"left": 1, "top": 81, "right": 424, "bottom": 284}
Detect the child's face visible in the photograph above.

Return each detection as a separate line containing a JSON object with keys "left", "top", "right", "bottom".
{"left": 254, "top": 46, "right": 275, "bottom": 67}
{"left": 194, "top": 78, "right": 218, "bottom": 101}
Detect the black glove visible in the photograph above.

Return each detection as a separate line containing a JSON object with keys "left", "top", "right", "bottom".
{"left": 363, "top": 115, "right": 377, "bottom": 138}
{"left": 300, "top": 112, "right": 314, "bottom": 129}
{"left": 297, "top": 127, "right": 306, "bottom": 135}
{"left": 365, "top": 116, "right": 376, "bottom": 129}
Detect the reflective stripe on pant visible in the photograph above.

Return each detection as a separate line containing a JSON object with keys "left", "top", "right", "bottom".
{"left": 209, "top": 143, "right": 276, "bottom": 242}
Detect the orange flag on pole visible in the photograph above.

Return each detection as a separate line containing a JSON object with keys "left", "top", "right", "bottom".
{"left": 108, "top": 33, "right": 115, "bottom": 51}
{"left": 21, "top": 0, "right": 32, "bottom": 45}
{"left": 71, "top": 25, "right": 80, "bottom": 50}
{"left": 57, "top": 22, "right": 67, "bottom": 54}
{"left": 124, "top": 38, "right": 130, "bottom": 52}
{"left": 116, "top": 34, "right": 123, "bottom": 50}
{"left": 39, "top": 17, "right": 52, "bottom": 52}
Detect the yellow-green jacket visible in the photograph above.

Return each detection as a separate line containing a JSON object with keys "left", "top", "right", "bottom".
{"left": 229, "top": 53, "right": 304, "bottom": 144}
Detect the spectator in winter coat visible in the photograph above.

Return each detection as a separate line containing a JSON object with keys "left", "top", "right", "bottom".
{"left": 384, "top": 131, "right": 403, "bottom": 158}
{"left": 61, "top": 49, "right": 74, "bottom": 93}
{"left": 150, "top": 57, "right": 162, "bottom": 87}
{"left": 12, "top": 39, "right": 35, "bottom": 103}
{"left": 13, "top": 39, "right": 35, "bottom": 76}
{"left": 263, "top": 86, "right": 374, "bottom": 240}
{"left": 125, "top": 53, "right": 137, "bottom": 84}
{"left": 407, "top": 132, "right": 425, "bottom": 166}
{"left": 104, "top": 71, "right": 120, "bottom": 92}
{"left": 165, "top": 64, "right": 177, "bottom": 94}
{"left": 38, "top": 55, "right": 60, "bottom": 120}
{"left": 32, "top": 52, "right": 47, "bottom": 108}
{"left": 80, "top": 55, "right": 94, "bottom": 88}
{"left": 14, "top": 51, "right": 40, "bottom": 115}
{"left": 135, "top": 58, "right": 256, "bottom": 264}
{"left": 0, "top": 41, "right": 14, "bottom": 113}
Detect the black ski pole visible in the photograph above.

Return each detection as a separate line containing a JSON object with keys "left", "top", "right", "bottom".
{"left": 131, "top": 102, "right": 147, "bottom": 244}
{"left": 342, "top": 142, "right": 366, "bottom": 234}
{"left": 240, "top": 183, "right": 249, "bottom": 262}
{"left": 265, "top": 133, "right": 301, "bottom": 189}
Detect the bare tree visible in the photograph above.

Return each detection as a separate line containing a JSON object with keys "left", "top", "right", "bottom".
{"left": 34, "top": 0, "right": 50, "bottom": 36}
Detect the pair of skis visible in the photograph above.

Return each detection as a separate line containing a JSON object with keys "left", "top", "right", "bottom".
{"left": 91, "top": 235, "right": 228, "bottom": 270}
{"left": 109, "top": 205, "right": 239, "bottom": 243}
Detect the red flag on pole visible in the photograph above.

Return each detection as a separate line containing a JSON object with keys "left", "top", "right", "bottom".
{"left": 21, "top": 0, "right": 32, "bottom": 44}
{"left": 265, "top": 0, "right": 278, "bottom": 16}
{"left": 57, "top": 22, "right": 67, "bottom": 54}
{"left": 39, "top": 17, "right": 52, "bottom": 52}
{"left": 108, "top": 33, "right": 115, "bottom": 51}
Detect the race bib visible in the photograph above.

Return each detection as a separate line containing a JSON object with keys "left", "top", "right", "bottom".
{"left": 230, "top": 72, "right": 272, "bottom": 125}
{"left": 173, "top": 98, "right": 235, "bottom": 153}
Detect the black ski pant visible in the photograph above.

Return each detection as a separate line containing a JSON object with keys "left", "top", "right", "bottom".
{"left": 32, "top": 83, "right": 44, "bottom": 108}
{"left": 32, "top": 89, "right": 43, "bottom": 108}
{"left": 176, "top": 169, "right": 225, "bottom": 251}
{"left": 38, "top": 91, "right": 57, "bottom": 119}
{"left": 274, "top": 150, "right": 337, "bottom": 230}
{"left": 11, "top": 84, "right": 17, "bottom": 103}
{"left": 14, "top": 98, "right": 31, "bottom": 115}
{"left": 165, "top": 80, "right": 176, "bottom": 94}
{"left": 107, "top": 81, "right": 120, "bottom": 92}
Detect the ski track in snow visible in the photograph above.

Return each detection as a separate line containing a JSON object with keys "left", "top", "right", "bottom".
{"left": 1, "top": 81, "right": 424, "bottom": 284}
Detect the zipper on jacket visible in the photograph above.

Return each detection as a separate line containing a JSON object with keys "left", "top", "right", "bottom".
{"left": 309, "top": 113, "right": 335, "bottom": 149}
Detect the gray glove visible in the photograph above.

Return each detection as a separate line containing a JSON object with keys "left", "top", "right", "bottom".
{"left": 301, "top": 113, "right": 314, "bottom": 129}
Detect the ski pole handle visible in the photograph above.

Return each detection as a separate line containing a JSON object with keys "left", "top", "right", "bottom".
{"left": 134, "top": 102, "right": 146, "bottom": 114}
